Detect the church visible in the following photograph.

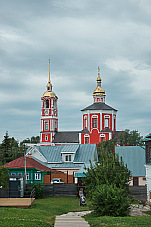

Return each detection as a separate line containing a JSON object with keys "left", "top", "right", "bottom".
{"left": 40, "top": 61, "right": 119, "bottom": 146}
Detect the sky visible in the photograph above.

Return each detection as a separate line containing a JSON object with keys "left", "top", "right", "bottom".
{"left": 0, "top": 0, "right": 151, "bottom": 143}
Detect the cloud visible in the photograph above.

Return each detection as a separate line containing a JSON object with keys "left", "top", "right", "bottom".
{"left": 0, "top": 0, "right": 151, "bottom": 142}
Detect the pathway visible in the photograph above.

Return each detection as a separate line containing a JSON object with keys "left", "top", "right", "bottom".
{"left": 54, "top": 205, "right": 151, "bottom": 226}
{"left": 54, "top": 211, "right": 91, "bottom": 227}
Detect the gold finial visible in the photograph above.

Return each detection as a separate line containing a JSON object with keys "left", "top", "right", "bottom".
{"left": 49, "top": 59, "right": 50, "bottom": 83}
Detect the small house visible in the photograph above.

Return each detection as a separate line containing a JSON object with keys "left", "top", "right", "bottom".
{"left": 5, "top": 156, "right": 59, "bottom": 184}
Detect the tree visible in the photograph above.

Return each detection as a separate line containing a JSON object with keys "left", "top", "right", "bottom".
{"left": 84, "top": 150, "right": 131, "bottom": 216}
{"left": 0, "top": 132, "right": 23, "bottom": 165}
{"left": 0, "top": 166, "right": 9, "bottom": 188}
{"left": 20, "top": 136, "right": 40, "bottom": 146}
{"left": 97, "top": 139, "right": 116, "bottom": 160}
{"left": 31, "top": 136, "right": 40, "bottom": 144}
{"left": 119, "top": 129, "right": 142, "bottom": 146}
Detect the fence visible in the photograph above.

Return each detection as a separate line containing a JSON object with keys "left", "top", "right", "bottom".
{"left": 130, "top": 186, "right": 147, "bottom": 200}
{"left": 42, "top": 183, "right": 77, "bottom": 197}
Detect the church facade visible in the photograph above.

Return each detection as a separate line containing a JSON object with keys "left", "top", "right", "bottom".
{"left": 40, "top": 62, "right": 118, "bottom": 146}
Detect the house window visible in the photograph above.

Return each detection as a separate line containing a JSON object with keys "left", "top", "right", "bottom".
{"left": 18, "top": 172, "right": 22, "bottom": 176}
{"left": 45, "top": 122, "right": 49, "bottom": 130}
{"left": 45, "top": 100, "right": 49, "bottom": 108}
{"left": 35, "top": 173, "right": 41, "bottom": 180}
{"left": 26, "top": 173, "right": 29, "bottom": 180}
{"left": 11, "top": 172, "right": 16, "bottom": 176}
{"left": 92, "top": 118, "right": 97, "bottom": 128}
{"left": 65, "top": 155, "right": 72, "bottom": 162}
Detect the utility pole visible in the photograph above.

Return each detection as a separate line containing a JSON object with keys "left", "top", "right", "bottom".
{"left": 24, "top": 144, "right": 26, "bottom": 184}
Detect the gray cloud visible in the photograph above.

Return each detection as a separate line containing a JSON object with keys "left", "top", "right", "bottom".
{"left": 0, "top": 0, "right": 151, "bottom": 142}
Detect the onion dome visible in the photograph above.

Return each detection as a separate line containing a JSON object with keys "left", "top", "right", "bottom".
{"left": 42, "top": 90, "right": 57, "bottom": 98}
{"left": 93, "top": 66, "right": 105, "bottom": 96}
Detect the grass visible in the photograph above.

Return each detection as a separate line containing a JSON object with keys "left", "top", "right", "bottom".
{"left": 84, "top": 212, "right": 151, "bottom": 226}
{"left": 1, "top": 197, "right": 151, "bottom": 226}
{"left": 0, "top": 197, "right": 90, "bottom": 227}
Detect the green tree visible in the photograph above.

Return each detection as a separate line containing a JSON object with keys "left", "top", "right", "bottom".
{"left": 91, "top": 184, "right": 130, "bottom": 216}
{"left": 0, "top": 132, "right": 23, "bottom": 165}
{"left": 20, "top": 136, "right": 40, "bottom": 146}
{"left": 84, "top": 150, "right": 131, "bottom": 216}
{"left": 31, "top": 136, "right": 40, "bottom": 144}
{"left": 0, "top": 166, "right": 9, "bottom": 188}
{"left": 119, "top": 129, "right": 142, "bottom": 146}
{"left": 84, "top": 151, "right": 131, "bottom": 199}
{"left": 97, "top": 139, "right": 116, "bottom": 160}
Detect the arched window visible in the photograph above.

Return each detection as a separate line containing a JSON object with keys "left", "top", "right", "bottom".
{"left": 45, "top": 135, "right": 48, "bottom": 141}
{"left": 45, "top": 122, "right": 49, "bottom": 130}
{"left": 45, "top": 100, "right": 49, "bottom": 108}
{"left": 84, "top": 116, "right": 87, "bottom": 128}
{"left": 92, "top": 118, "right": 97, "bottom": 128}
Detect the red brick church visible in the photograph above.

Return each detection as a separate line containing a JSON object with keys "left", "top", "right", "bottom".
{"left": 40, "top": 61, "right": 118, "bottom": 146}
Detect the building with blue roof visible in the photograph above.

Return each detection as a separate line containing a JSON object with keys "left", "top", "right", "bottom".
{"left": 115, "top": 146, "right": 146, "bottom": 186}
{"left": 27, "top": 144, "right": 98, "bottom": 184}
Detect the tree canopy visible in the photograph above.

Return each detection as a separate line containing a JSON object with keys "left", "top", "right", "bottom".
{"left": 0, "top": 166, "right": 9, "bottom": 188}
{"left": 0, "top": 132, "right": 40, "bottom": 165}
{"left": 118, "top": 129, "right": 142, "bottom": 146}
{"left": 84, "top": 147, "right": 131, "bottom": 216}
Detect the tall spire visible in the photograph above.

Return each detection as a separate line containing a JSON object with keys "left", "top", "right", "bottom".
{"left": 46, "top": 59, "right": 52, "bottom": 90}
{"left": 49, "top": 59, "right": 50, "bottom": 83}
{"left": 97, "top": 66, "right": 101, "bottom": 85}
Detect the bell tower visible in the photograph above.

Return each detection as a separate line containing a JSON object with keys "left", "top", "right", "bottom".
{"left": 40, "top": 60, "right": 58, "bottom": 145}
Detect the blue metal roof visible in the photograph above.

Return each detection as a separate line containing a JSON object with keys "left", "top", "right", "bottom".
{"left": 61, "top": 144, "right": 79, "bottom": 153}
{"left": 73, "top": 144, "right": 97, "bottom": 163}
{"left": 115, "top": 146, "right": 146, "bottom": 176}
{"left": 34, "top": 144, "right": 98, "bottom": 168}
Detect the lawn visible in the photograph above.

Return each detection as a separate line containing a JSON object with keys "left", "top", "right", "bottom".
{"left": 1, "top": 197, "right": 151, "bottom": 227}
{"left": 84, "top": 212, "right": 151, "bottom": 227}
{"left": 0, "top": 197, "right": 90, "bottom": 227}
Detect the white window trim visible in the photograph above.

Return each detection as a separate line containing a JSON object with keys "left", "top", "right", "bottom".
{"left": 84, "top": 115, "right": 87, "bottom": 128}
{"left": 104, "top": 115, "right": 110, "bottom": 128}
{"left": 92, "top": 116, "right": 98, "bottom": 128}
{"left": 35, "top": 173, "right": 41, "bottom": 181}
{"left": 44, "top": 121, "right": 49, "bottom": 131}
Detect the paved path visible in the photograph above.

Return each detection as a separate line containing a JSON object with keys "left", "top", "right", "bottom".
{"left": 54, "top": 205, "right": 151, "bottom": 226}
{"left": 54, "top": 211, "right": 91, "bottom": 227}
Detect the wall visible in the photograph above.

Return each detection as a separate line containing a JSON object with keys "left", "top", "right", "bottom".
{"left": 145, "top": 164, "right": 151, "bottom": 201}
{"left": 44, "top": 172, "right": 75, "bottom": 184}
{"left": 8, "top": 168, "right": 47, "bottom": 184}
{"left": 129, "top": 176, "right": 146, "bottom": 186}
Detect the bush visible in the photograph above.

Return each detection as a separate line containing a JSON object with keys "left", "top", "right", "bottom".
{"left": 28, "top": 183, "right": 45, "bottom": 199}
{"left": 91, "top": 184, "right": 130, "bottom": 217}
